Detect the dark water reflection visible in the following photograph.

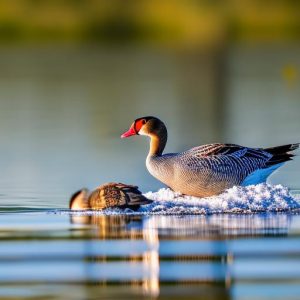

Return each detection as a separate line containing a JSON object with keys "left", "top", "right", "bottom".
{"left": 0, "top": 212, "right": 300, "bottom": 299}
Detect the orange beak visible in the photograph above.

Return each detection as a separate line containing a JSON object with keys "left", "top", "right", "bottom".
{"left": 121, "top": 126, "right": 137, "bottom": 138}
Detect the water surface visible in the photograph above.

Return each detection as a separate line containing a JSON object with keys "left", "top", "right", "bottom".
{"left": 0, "top": 210, "right": 300, "bottom": 299}
{"left": 0, "top": 45, "right": 299, "bottom": 299}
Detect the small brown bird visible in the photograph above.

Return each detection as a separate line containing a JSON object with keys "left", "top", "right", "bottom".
{"left": 69, "top": 182, "right": 152, "bottom": 210}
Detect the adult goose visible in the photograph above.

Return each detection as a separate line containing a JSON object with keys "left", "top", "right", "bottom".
{"left": 70, "top": 182, "right": 152, "bottom": 210}
{"left": 121, "top": 116, "right": 299, "bottom": 197}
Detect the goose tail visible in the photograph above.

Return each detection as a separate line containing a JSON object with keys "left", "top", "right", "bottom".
{"left": 242, "top": 143, "right": 299, "bottom": 186}
{"left": 264, "top": 143, "right": 299, "bottom": 166}
{"left": 118, "top": 184, "right": 153, "bottom": 206}
{"left": 126, "top": 192, "right": 153, "bottom": 206}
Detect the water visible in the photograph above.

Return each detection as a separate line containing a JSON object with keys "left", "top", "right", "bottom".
{"left": 1, "top": 212, "right": 300, "bottom": 299}
{"left": 0, "top": 45, "right": 299, "bottom": 299}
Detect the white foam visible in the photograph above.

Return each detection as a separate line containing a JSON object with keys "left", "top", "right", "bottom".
{"left": 63, "top": 183, "right": 300, "bottom": 216}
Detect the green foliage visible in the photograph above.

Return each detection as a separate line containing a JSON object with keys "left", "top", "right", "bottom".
{"left": 0, "top": 0, "right": 299, "bottom": 45}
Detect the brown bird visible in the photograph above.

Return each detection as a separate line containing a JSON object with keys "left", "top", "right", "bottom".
{"left": 69, "top": 182, "right": 152, "bottom": 210}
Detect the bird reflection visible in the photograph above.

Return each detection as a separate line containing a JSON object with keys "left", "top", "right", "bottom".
{"left": 70, "top": 213, "right": 291, "bottom": 299}
{"left": 70, "top": 214, "right": 145, "bottom": 238}
{"left": 71, "top": 214, "right": 160, "bottom": 296}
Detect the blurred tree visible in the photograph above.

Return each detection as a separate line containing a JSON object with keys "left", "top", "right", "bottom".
{"left": 0, "top": 0, "right": 299, "bottom": 45}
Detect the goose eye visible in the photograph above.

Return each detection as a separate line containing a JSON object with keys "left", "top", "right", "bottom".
{"left": 141, "top": 119, "right": 146, "bottom": 125}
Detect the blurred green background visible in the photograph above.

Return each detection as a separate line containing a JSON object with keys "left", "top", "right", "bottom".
{"left": 0, "top": 0, "right": 299, "bottom": 205}
{"left": 0, "top": 0, "right": 300, "bottom": 45}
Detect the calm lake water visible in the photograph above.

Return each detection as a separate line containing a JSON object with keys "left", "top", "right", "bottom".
{"left": 0, "top": 45, "right": 299, "bottom": 299}
{"left": 1, "top": 212, "right": 300, "bottom": 299}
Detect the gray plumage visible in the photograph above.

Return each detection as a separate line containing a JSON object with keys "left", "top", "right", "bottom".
{"left": 122, "top": 116, "right": 299, "bottom": 197}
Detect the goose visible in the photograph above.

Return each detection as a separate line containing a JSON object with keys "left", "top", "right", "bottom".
{"left": 70, "top": 182, "right": 152, "bottom": 210}
{"left": 121, "top": 116, "right": 299, "bottom": 197}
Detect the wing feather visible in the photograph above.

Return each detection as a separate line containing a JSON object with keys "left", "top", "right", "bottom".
{"left": 177, "top": 143, "right": 273, "bottom": 185}
{"left": 183, "top": 143, "right": 272, "bottom": 160}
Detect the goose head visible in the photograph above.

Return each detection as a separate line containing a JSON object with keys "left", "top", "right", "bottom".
{"left": 69, "top": 189, "right": 89, "bottom": 210}
{"left": 121, "top": 116, "right": 165, "bottom": 138}
{"left": 121, "top": 116, "right": 167, "bottom": 156}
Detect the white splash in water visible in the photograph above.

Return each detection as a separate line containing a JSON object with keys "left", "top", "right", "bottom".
{"left": 140, "top": 183, "right": 300, "bottom": 215}
{"left": 64, "top": 183, "right": 300, "bottom": 216}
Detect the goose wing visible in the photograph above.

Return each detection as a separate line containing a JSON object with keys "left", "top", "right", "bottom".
{"left": 178, "top": 143, "right": 273, "bottom": 184}
{"left": 90, "top": 183, "right": 152, "bottom": 209}
{"left": 185, "top": 143, "right": 271, "bottom": 160}
{"left": 178, "top": 143, "right": 298, "bottom": 185}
